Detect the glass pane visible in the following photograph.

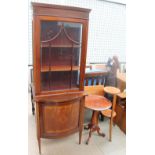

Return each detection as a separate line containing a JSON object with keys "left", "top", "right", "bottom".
{"left": 40, "top": 21, "right": 82, "bottom": 91}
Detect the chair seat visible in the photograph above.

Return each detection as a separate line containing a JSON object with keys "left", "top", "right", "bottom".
{"left": 101, "top": 109, "right": 116, "bottom": 118}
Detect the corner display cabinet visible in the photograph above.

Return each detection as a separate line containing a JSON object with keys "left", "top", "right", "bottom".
{"left": 32, "top": 3, "right": 91, "bottom": 153}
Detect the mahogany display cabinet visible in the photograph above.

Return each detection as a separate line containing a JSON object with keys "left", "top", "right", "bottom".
{"left": 32, "top": 2, "right": 91, "bottom": 153}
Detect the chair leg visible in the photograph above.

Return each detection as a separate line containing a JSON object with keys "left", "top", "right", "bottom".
{"left": 109, "top": 117, "right": 113, "bottom": 141}
{"left": 32, "top": 102, "right": 35, "bottom": 115}
{"left": 31, "top": 86, "right": 35, "bottom": 115}
{"left": 79, "top": 128, "right": 82, "bottom": 144}
{"left": 99, "top": 113, "right": 104, "bottom": 121}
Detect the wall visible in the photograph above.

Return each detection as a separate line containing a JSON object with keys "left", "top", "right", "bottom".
{"left": 28, "top": 0, "right": 126, "bottom": 65}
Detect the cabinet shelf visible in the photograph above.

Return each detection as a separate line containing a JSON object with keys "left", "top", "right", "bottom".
{"left": 42, "top": 81, "right": 79, "bottom": 91}
{"left": 41, "top": 44, "right": 81, "bottom": 48}
{"left": 41, "top": 66, "right": 80, "bottom": 72}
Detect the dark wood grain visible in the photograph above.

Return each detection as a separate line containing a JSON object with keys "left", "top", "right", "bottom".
{"left": 32, "top": 2, "right": 91, "bottom": 153}
{"left": 84, "top": 95, "right": 112, "bottom": 144}
{"left": 32, "top": 2, "right": 91, "bottom": 19}
{"left": 85, "top": 95, "right": 111, "bottom": 111}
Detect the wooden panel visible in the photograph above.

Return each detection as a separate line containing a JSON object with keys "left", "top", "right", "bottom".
{"left": 117, "top": 78, "right": 126, "bottom": 92}
{"left": 121, "top": 110, "right": 126, "bottom": 134}
{"left": 33, "top": 16, "right": 41, "bottom": 95}
{"left": 32, "top": 2, "right": 91, "bottom": 20}
{"left": 114, "top": 102, "right": 126, "bottom": 134}
{"left": 116, "top": 72, "right": 126, "bottom": 92}
{"left": 84, "top": 85, "right": 104, "bottom": 96}
{"left": 114, "top": 103, "right": 124, "bottom": 127}
{"left": 35, "top": 91, "right": 85, "bottom": 103}
{"left": 40, "top": 100, "right": 80, "bottom": 137}
{"left": 79, "top": 21, "right": 89, "bottom": 91}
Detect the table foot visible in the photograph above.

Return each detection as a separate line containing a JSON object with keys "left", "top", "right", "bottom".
{"left": 84, "top": 123, "right": 92, "bottom": 130}
{"left": 97, "top": 127, "right": 105, "bottom": 137}
{"left": 86, "top": 128, "right": 93, "bottom": 145}
{"left": 85, "top": 123, "right": 105, "bottom": 144}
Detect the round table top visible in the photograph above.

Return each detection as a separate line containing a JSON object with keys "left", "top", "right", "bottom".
{"left": 85, "top": 95, "right": 112, "bottom": 111}
{"left": 104, "top": 86, "right": 120, "bottom": 95}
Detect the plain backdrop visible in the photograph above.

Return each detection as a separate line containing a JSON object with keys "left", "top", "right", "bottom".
{"left": 0, "top": 0, "right": 155, "bottom": 155}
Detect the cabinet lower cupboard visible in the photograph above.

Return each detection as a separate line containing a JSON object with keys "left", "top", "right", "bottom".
{"left": 114, "top": 99, "right": 126, "bottom": 134}
{"left": 32, "top": 3, "right": 91, "bottom": 153}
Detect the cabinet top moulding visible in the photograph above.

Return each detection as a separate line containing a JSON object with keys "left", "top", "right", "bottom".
{"left": 32, "top": 2, "right": 91, "bottom": 20}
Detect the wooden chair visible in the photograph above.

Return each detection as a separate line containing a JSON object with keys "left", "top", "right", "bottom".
{"left": 85, "top": 69, "right": 108, "bottom": 86}
{"left": 84, "top": 85, "right": 104, "bottom": 96}
{"left": 101, "top": 86, "right": 120, "bottom": 141}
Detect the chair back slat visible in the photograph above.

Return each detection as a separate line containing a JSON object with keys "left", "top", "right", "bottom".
{"left": 91, "top": 78, "right": 95, "bottom": 85}
{"left": 85, "top": 78, "right": 89, "bottom": 86}
{"left": 85, "top": 70, "right": 108, "bottom": 86}
{"left": 101, "top": 76, "right": 105, "bottom": 85}
{"left": 96, "top": 77, "right": 100, "bottom": 85}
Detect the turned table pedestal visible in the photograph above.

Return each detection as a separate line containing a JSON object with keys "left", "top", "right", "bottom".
{"left": 85, "top": 95, "right": 112, "bottom": 144}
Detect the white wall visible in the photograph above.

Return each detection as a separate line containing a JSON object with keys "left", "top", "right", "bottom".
{"left": 28, "top": 0, "right": 126, "bottom": 64}
{"left": 104, "top": 0, "right": 126, "bottom": 4}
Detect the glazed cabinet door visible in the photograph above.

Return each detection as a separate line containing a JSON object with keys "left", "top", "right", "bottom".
{"left": 36, "top": 18, "right": 85, "bottom": 93}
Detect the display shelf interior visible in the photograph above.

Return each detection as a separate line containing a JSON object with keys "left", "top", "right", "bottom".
{"left": 41, "top": 65, "right": 80, "bottom": 72}
{"left": 40, "top": 21, "right": 82, "bottom": 92}
{"left": 41, "top": 71, "right": 79, "bottom": 91}
{"left": 41, "top": 22, "right": 82, "bottom": 45}
{"left": 41, "top": 82, "right": 79, "bottom": 91}
{"left": 41, "top": 47, "right": 80, "bottom": 66}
